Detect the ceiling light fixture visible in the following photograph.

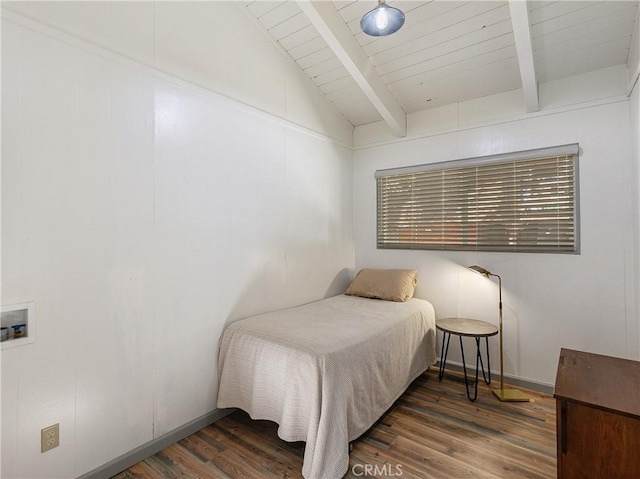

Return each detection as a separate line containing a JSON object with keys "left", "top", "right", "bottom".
{"left": 360, "top": 0, "right": 405, "bottom": 37}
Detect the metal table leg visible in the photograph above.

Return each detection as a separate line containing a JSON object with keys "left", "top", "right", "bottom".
{"left": 460, "top": 336, "right": 480, "bottom": 401}
{"left": 460, "top": 335, "right": 493, "bottom": 401}
{"left": 438, "top": 331, "right": 451, "bottom": 381}
{"left": 439, "top": 332, "right": 492, "bottom": 401}
{"left": 479, "top": 336, "right": 492, "bottom": 385}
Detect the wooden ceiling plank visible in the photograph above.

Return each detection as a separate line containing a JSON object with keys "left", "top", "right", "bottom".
{"left": 304, "top": 56, "right": 345, "bottom": 78}
{"left": 268, "top": 12, "right": 310, "bottom": 41}
{"left": 537, "top": 43, "right": 630, "bottom": 70}
{"left": 532, "top": 13, "right": 636, "bottom": 51}
{"left": 335, "top": 0, "right": 373, "bottom": 24}
{"left": 528, "top": 1, "right": 597, "bottom": 26}
{"left": 392, "top": 57, "right": 521, "bottom": 112}
{"left": 313, "top": 65, "right": 352, "bottom": 86}
{"left": 370, "top": 5, "right": 511, "bottom": 66}
{"left": 527, "top": 1, "right": 557, "bottom": 14}
{"left": 318, "top": 75, "right": 359, "bottom": 94}
{"left": 531, "top": 1, "right": 634, "bottom": 39}
{"left": 247, "top": 1, "right": 287, "bottom": 20}
{"left": 279, "top": 23, "right": 319, "bottom": 51}
{"left": 332, "top": 1, "right": 356, "bottom": 13}
{"left": 259, "top": 1, "right": 304, "bottom": 30}
{"left": 287, "top": 35, "right": 328, "bottom": 60}
{"left": 536, "top": 49, "right": 628, "bottom": 82}
{"left": 297, "top": 0, "right": 407, "bottom": 137}
{"left": 387, "top": 44, "right": 517, "bottom": 92}
{"left": 509, "top": 0, "right": 539, "bottom": 112}
{"left": 381, "top": 32, "right": 515, "bottom": 83}
{"left": 376, "top": 19, "right": 514, "bottom": 75}
{"left": 297, "top": 46, "right": 336, "bottom": 69}
{"left": 535, "top": 32, "right": 634, "bottom": 62}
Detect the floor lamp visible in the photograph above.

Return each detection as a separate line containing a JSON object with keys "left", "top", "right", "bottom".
{"left": 468, "top": 265, "right": 529, "bottom": 402}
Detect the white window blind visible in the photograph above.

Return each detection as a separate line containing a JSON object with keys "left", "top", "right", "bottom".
{"left": 376, "top": 144, "right": 579, "bottom": 253}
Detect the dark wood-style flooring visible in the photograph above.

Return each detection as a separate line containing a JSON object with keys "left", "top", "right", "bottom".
{"left": 113, "top": 368, "right": 557, "bottom": 478}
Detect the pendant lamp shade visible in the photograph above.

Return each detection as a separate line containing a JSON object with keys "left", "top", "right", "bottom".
{"left": 360, "top": 0, "right": 405, "bottom": 37}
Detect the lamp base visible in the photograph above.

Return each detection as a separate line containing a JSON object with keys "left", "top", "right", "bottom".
{"left": 492, "top": 387, "right": 529, "bottom": 402}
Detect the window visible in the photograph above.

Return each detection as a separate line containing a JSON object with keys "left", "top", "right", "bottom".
{"left": 376, "top": 144, "right": 579, "bottom": 253}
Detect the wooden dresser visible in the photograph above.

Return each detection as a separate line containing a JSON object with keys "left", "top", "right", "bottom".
{"left": 553, "top": 348, "right": 640, "bottom": 479}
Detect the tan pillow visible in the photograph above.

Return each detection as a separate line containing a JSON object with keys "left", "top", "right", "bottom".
{"left": 345, "top": 269, "right": 417, "bottom": 302}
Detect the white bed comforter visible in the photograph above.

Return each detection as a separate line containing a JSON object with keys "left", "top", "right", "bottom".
{"left": 216, "top": 294, "right": 437, "bottom": 479}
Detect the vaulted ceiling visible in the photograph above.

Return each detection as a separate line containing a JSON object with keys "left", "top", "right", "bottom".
{"left": 246, "top": 1, "right": 639, "bottom": 136}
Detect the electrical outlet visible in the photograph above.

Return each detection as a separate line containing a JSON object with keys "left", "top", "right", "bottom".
{"left": 41, "top": 424, "right": 59, "bottom": 453}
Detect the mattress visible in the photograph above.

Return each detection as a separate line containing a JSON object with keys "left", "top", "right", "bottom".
{"left": 216, "top": 294, "right": 437, "bottom": 479}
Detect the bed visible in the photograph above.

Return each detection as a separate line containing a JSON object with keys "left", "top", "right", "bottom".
{"left": 216, "top": 271, "right": 436, "bottom": 479}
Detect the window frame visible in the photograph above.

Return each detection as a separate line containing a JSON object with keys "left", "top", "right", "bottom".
{"left": 375, "top": 144, "right": 580, "bottom": 254}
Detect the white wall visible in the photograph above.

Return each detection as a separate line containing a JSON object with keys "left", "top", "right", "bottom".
{"left": 1, "top": 1, "right": 354, "bottom": 146}
{"left": 354, "top": 94, "right": 637, "bottom": 386}
{"left": 1, "top": 6, "right": 353, "bottom": 479}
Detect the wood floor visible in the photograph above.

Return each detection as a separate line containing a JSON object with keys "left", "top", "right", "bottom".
{"left": 112, "top": 367, "right": 557, "bottom": 479}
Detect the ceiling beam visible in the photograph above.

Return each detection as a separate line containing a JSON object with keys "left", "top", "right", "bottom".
{"left": 296, "top": 0, "right": 407, "bottom": 137}
{"left": 509, "top": 0, "right": 539, "bottom": 112}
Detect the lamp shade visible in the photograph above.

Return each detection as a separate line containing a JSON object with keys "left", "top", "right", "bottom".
{"left": 468, "top": 265, "right": 492, "bottom": 277}
{"left": 360, "top": 0, "right": 405, "bottom": 37}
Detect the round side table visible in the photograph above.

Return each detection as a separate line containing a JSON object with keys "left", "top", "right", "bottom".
{"left": 436, "top": 317, "right": 498, "bottom": 401}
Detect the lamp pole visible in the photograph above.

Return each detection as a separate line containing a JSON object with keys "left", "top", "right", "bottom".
{"left": 496, "top": 273, "right": 504, "bottom": 396}
{"left": 468, "top": 265, "right": 528, "bottom": 402}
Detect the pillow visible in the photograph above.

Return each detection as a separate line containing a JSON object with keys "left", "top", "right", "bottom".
{"left": 345, "top": 269, "right": 417, "bottom": 302}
